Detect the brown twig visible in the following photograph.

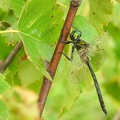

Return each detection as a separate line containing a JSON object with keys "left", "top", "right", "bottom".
{"left": 0, "top": 41, "right": 23, "bottom": 73}
{"left": 38, "top": 0, "right": 82, "bottom": 118}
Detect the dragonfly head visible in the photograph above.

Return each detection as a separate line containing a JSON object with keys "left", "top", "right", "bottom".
{"left": 70, "top": 29, "right": 82, "bottom": 41}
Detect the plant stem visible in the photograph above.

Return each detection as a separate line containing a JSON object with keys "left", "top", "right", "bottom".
{"left": 38, "top": 0, "right": 82, "bottom": 118}
{"left": 0, "top": 41, "right": 23, "bottom": 73}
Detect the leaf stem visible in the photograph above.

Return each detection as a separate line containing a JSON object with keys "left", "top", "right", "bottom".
{"left": 38, "top": 0, "right": 82, "bottom": 118}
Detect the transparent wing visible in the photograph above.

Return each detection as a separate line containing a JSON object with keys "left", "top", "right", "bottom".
{"left": 89, "top": 50, "right": 106, "bottom": 72}
{"left": 70, "top": 45, "right": 91, "bottom": 84}
{"left": 89, "top": 31, "right": 110, "bottom": 55}
{"left": 71, "top": 62, "right": 93, "bottom": 86}
{"left": 71, "top": 63, "right": 88, "bottom": 83}
{"left": 70, "top": 48, "right": 81, "bottom": 67}
{"left": 88, "top": 31, "right": 109, "bottom": 71}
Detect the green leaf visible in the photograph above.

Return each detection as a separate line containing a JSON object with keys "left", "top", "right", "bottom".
{"left": 104, "top": 73, "right": 120, "bottom": 102}
{"left": 110, "top": 3, "right": 120, "bottom": 30}
{"left": 0, "top": 73, "right": 5, "bottom": 80}
{"left": 0, "top": 2, "right": 18, "bottom": 24}
{"left": 28, "top": 79, "right": 43, "bottom": 93}
{"left": 0, "top": 21, "right": 11, "bottom": 30}
{"left": 0, "top": 35, "right": 25, "bottom": 73}
{"left": 18, "top": 59, "right": 42, "bottom": 86}
{"left": 18, "top": 0, "right": 63, "bottom": 80}
{"left": 4, "top": 71, "right": 14, "bottom": 86}
{"left": 73, "top": 15, "right": 98, "bottom": 42}
{"left": 8, "top": 47, "right": 25, "bottom": 73}
{"left": 59, "top": 86, "right": 113, "bottom": 120}
{"left": 89, "top": 0, "right": 113, "bottom": 33}
{"left": 0, "top": 35, "right": 13, "bottom": 60}
{"left": 0, "top": 100, "right": 10, "bottom": 120}
{"left": 107, "top": 23, "right": 120, "bottom": 60}
{"left": 0, "top": 2, "right": 9, "bottom": 21}
{"left": 7, "top": 0, "right": 26, "bottom": 17}
{"left": 0, "top": 74, "right": 10, "bottom": 94}
{"left": 4, "top": 22, "right": 21, "bottom": 44}
{"left": 58, "top": 62, "right": 81, "bottom": 117}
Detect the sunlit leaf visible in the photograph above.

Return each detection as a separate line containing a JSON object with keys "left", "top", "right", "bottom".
{"left": 107, "top": 23, "right": 120, "bottom": 60}
{"left": 89, "top": 0, "right": 113, "bottom": 33}
{"left": 8, "top": 47, "right": 25, "bottom": 73}
{"left": 0, "top": 35, "right": 13, "bottom": 60}
{"left": 105, "top": 74, "right": 120, "bottom": 102}
{"left": 0, "top": 2, "right": 9, "bottom": 21}
{"left": 73, "top": 15, "right": 98, "bottom": 42}
{"left": 60, "top": 87, "right": 114, "bottom": 120}
{"left": 0, "top": 100, "right": 10, "bottom": 120}
{"left": 0, "top": 74, "right": 10, "bottom": 94}
{"left": 110, "top": 3, "right": 120, "bottom": 30}
{"left": 4, "top": 22, "right": 21, "bottom": 44}
{"left": 18, "top": 59, "right": 42, "bottom": 86}
{"left": 7, "top": 0, "right": 26, "bottom": 17}
{"left": 4, "top": 71, "right": 14, "bottom": 86}
{"left": 28, "top": 79, "right": 43, "bottom": 93}
{"left": 0, "top": 21, "right": 11, "bottom": 30}
{"left": 58, "top": 62, "right": 81, "bottom": 117}
{"left": 18, "top": 0, "right": 63, "bottom": 80}
{"left": 0, "top": 35, "right": 25, "bottom": 73}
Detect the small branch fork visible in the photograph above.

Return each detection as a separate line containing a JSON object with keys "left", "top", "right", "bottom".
{"left": 38, "top": 0, "right": 82, "bottom": 118}
{"left": 0, "top": 41, "right": 23, "bottom": 73}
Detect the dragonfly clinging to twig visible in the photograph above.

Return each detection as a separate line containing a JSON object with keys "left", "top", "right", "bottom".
{"left": 61, "top": 27, "right": 109, "bottom": 115}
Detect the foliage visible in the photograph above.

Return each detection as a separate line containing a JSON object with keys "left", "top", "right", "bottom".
{"left": 0, "top": 0, "right": 120, "bottom": 120}
{"left": 0, "top": 74, "right": 10, "bottom": 119}
{"left": 89, "top": 0, "right": 113, "bottom": 33}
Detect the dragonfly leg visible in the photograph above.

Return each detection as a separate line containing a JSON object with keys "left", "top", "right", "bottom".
{"left": 60, "top": 40, "right": 74, "bottom": 44}
{"left": 63, "top": 46, "right": 74, "bottom": 61}
{"left": 59, "top": 30, "right": 75, "bottom": 44}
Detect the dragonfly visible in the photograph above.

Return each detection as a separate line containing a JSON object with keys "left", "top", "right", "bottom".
{"left": 61, "top": 27, "right": 109, "bottom": 115}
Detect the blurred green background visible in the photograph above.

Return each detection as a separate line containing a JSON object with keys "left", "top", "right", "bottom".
{"left": 0, "top": 0, "right": 120, "bottom": 120}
